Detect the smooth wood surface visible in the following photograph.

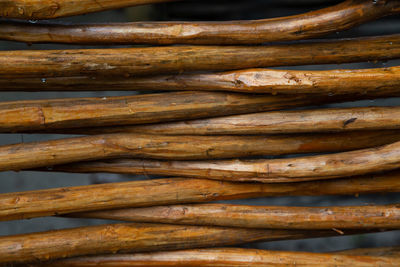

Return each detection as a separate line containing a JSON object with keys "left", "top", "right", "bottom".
{"left": 3, "top": 131, "right": 400, "bottom": 171}
{"left": 0, "top": 0, "right": 176, "bottom": 20}
{"left": 69, "top": 203, "right": 400, "bottom": 230}
{"left": 1, "top": 0, "right": 399, "bottom": 43}
{"left": 2, "top": 223, "right": 365, "bottom": 264}
{"left": 0, "top": 91, "right": 322, "bottom": 133}
{"left": 3, "top": 170, "right": 400, "bottom": 221}
{"left": 76, "top": 107, "right": 400, "bottom": 136}
{"left": 3, "top": 66, "right": 400, "bottom": 94}
{"left": 1, "top": 35, "right": 400, "bottom": 78}
{"left": 55, "top": 140, "right": 400, "bottom": 183}
{"left": 28, "top": 248, "right": 400, "bottom": 267}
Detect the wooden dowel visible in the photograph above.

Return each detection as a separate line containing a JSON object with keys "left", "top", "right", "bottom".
{"left": 0, "top": 0, "right": 176, "bottom": 20}
{"left": 2, "top": 66, "right": 400, "bottom": 94}
{"left": 1, "top": 0, "right": 399, "bottom": 43}
{"left": 72, "top": 107, "right": 400, "bottom": 136}
{"left": 0, "top": 223, "right": 378, "bottom": 265}
{"left": 3, "top": 131, "right": 400, "bottom": 171}
{"left": 67, "top": 203, "right": 400, "bottom": 230}
{"left": 53, "top": 140, "right": 400, "bottom": 183}
{"left": 2, "top": 170, "right": 400, "bottom": 221}
{"left": 26, "top": 248, "right": 400, "bottom": 267}
{"left": 1, "top": 34, "right": 400, "bottom": 78}
{"left": 0, "top": 91, "right": 324, "bottom": 133}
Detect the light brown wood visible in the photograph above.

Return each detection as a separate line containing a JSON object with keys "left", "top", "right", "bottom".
{"left": 2, "top": 223, "right": 368, "bottom": 265}
{"left": 28, "top": 248, "right": 400, "bottom": 267}
{"left": 2, "top": 170, "right": 400, "bottom": 221}
{"left": 73, "top": 107, "right": 400, "bottom": 136}
{"left": 3, "top": 66, "right": 400, "bottom": 94}
{"left": 0, "top": 0, "right": 176, "bottom": 20}
{"left": 1, "top": 35, "right": 400, "bottom": 78}
{"left": 0, "top": 91, "right": 322, "bottom": 133}
{"left": 1, "top": 0, "right": 399, "bottom": 43}
{"left": 3, "top": 131, "right": 400, "bottom": 171}
{"left": 68, "top": 203, "right": 400, "bottom": 230}
{"left": 54, "top": 140, "right": 400, "bottom": 183}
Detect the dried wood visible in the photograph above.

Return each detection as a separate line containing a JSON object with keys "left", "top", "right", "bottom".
{"left": 1, "top": 0, "right": 399, "bottom": 43}
{"left": 68, "top": 203, "right": 400, "bottom": 230}
{"left": 26, "top": 247, "right": 400, "bottom": 267}
{"left": 53, "top": 140, "right": 400, "bottom": 182}
{"left": 0, "top": 91, "right": 321, "bottom": 133}
{"left": 2, "top": 170, "right": 400, "bottom": 221}
{"left": 71, "top": 107, "right": 400, "bottom": 135}
{"left": 3, "top": 131, "right": 400, "bottom": 171}
{"left": 1, "top": 35, "right": 400, "bottom": 78}
{"left": 0, "top": 0, "right": 176, "bottom": 20}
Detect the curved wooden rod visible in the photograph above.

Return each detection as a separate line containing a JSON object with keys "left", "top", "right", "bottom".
{"left": 3, "top": 171, "right": 400, "bottom": 221}
{"left": 2, "top": 131, "right": 400, "bottom": 171}
{"left": 0, "top": 223, "right": 377, "bottom": 265}
{"left": 53, "top": 140, "right": 400, "bottom": 183}
{"left": 2, "top": 66, "right": 400, "bottom": 95}
{"left": 30, "top": 248, "right": 400, "bottom": 267}
{"left": 1, "top": 0, "right": 399, "bottom": 43}
{"left": 1, "top": 91, "right": 327, "bottom": 133}
{"left": 73, "top": 106, "right": 400, "bottom": 136}
{"left": 0, "top": 0, "right": 177, "bottom": 20}
{"left": 68, "top": 203, "right": 400, "bottom": 230}
{"left": 1, "top": 34, "right": 400, "bottom": 78}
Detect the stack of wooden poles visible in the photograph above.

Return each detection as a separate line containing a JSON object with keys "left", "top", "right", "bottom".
{"left": 0, "top": 0, "right": 400, "bottom": 265}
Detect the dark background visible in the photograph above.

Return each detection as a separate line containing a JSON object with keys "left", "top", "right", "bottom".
{"left": 0, "top": 0, "right": 399, "bottom": 252}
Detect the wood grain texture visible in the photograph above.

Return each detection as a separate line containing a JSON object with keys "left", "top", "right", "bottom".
{"left": 1, "top": 0, "right": 399, "bottom": 43}
{"left": 68, "top": 203, "right": 400, "bottom": 230}
{"left": 2, "top": 170, "right": 400, "bottom": 221}
{"left": 2, "top": 66, "right": 400, "bottom": 94}
{"left": 0, "top": 0, "right": 176, "bottom": 20}
{"left": 1, "top": 34, "right": 400, "bottom": 78}
{"left": 27, "top": 248, "right": 400, "bottom": 267}
{"left": 336, "top": 246, "right": 400, "bottom": 257}
{"left": 75, "top": 107, "right": 400, "bottom": 136}
{"left": 54, "top": 140, "right": 400, "bottom": 182}
{"left": 2, "top": 223, "right": 367, "bottom": 264}
{"left": 3, "top": 131, "right": 400, "bottom": 171}
{"left": 0, "top": 91, "right": 321, "bottom": 133}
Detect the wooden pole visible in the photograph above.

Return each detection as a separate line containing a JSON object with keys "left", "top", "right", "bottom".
{"left": 71, "top": 107, "right": 400, "bottom": 136}
{"left": 0, "top": 91, "right": 326, "bottom": 133}
{"left": 53, "top": 140, "right": 400, "bottom": 183}
{"left": 67, "top": 203, "right": 400, "bottom": 230}
{"left": 0, "top": 0, "right": 177, "bottom": 20}
{"left": 1, "top": 0, "right": 399, "bottom": 43}
{"left": 336, "top": 246, "right": 400, "bottom": 257}
{"left": 3, "top": 131, "right": 400, "bottom": 171}
{"left": 1, "top": 35, "right": 400, "bottom": 78}
{"left": 3, "top": 66, "right": 400, "bottom": 94}
{"left": 0, "top": 223, "right": 378, "bottom": 265}
{"left": 26, "top": 248, "right": 400, "bottom": 267}
{"left": 2, "top": 170, "right": 400, "bottom": 221}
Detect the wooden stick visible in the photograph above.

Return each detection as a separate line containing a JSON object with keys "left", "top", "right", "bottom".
{"left": 2, "top": 170, "right": 400, "bottom": 221}
{"left": 1, "top": 34, "right": 400, "bottom": 78}
{"left": 0, "top": 0, "right": 176, "bottom": 20}
{"left": 1, "top": 0, "right": 399, "bottom": 43}
{"left": 0, "top": 91, "right": 325, "bottom": 133}
{"left": 0, "top": 223, "right": 377, "bottom": 265}
{"left": 26, "top": 248, "right": 400, "bottom": 267}
{"left": 53, "top": 140, "right": 400, "bottom": 183}
{"left": 2, "top": 66, "right": 400, "bottom": 94}
{"left": 4, "top": 131, "right": 400, "bottom": 171}
{"left": 70, "top": 107, "right": 400, "bottom": 136}
{"left": 67, "top": 203, "right": 400, "bottom": 230}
